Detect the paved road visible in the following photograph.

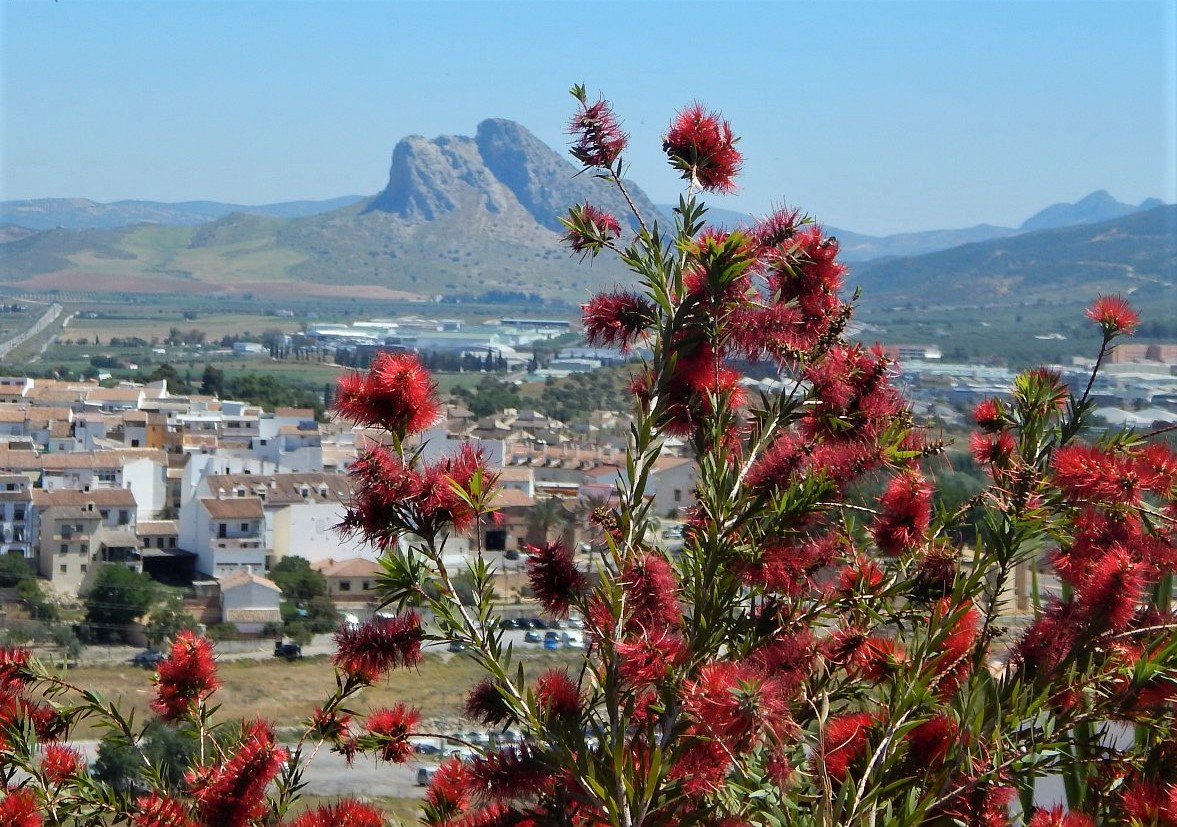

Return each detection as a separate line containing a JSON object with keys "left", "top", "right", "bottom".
{"left": 0, "top": 302, "right": 63, "bottom": 360}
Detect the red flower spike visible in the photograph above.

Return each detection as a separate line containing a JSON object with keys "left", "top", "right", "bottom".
{"left": 1026, "top": 805, "right": 1096, "bottom": 827}
{"left": 621, "top": 552, "right": 682, "bottom": 630}
{"left": 1086, "top": 294, "right": 1139, "bottom": 336}
{"left": 425, "top": 756, "right": 474, "bottom": 818}
{"left": 617, "top": 627, "right": 687, "bottom": 687}
{"left": 186, "top": 720, "right": 287, "bottom": 827}
{"left": 334, "top": 351, "right": 440, "bottom": 437}
{"left": 364, "top": 704, "right": 421, "bottom": 763}
{"left": 870, "top": 470, "right": 933, "bottom": 556}
{"left": 131, "top": 793, "right": 198, "bottom": 827}
{"left": 563, "top": 203, "right": 623, "bottom": 259}
{"left": 332, "top": 611, "right": 423, "bottom": 684}
{"left": 1075, "top": 545, "right": 1146, "bottom": 632}
{"left": 973, "top": 398, "right": 1005, "bottom": 432}
{"left": 0, "top": 647, "right": 33, "bottom": 692}
{"left": 814, "top": 712, "right": 873, "bottom": 782}
{"left": 669, "top": 737, "right": 731, "bottom": 796}
{"left": 40, "top": 743, "right": 82, "bottom": 783}
{"left": 288, "top": 800, "right": 386, "bottom": 827}
{"left": 925, "top": 599, "right": 980, "bottom": 696}
{"left": 581, "top": 290, "right": 656, "bottom": 352}
{"left": 535, "top": 670, "right": 581, "bottom": 719}
{"left": 664, "top": 103, "right": 742, "bottom": 193}
{"left": 465, "top": 679, "right": 515, "bottom": 727}
{"left": 526, "top": 540, "right": 586, "bottom": 618}
{"left": 0, "top": 788, "right": 41, "bottom": 827}
{"left": 568, "top": 97, "right": 627, "bottom": 169}
{"left": 151, "top": 630, "right": 219, "bottom": 722}
{"left": 904, "top": 715, "right": 958, "bottom": 769}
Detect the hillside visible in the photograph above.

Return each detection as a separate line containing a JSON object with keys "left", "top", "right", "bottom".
{"left": 0, "top": 120, "right": 655, "bottom": 302}
{"left": 849, "top": 204, "right": 1177, "bottom": 310}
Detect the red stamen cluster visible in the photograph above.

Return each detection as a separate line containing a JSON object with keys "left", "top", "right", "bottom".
{"left": 185, "top": 720, "right": 287, "bottom": 827}
{"left": 332, "top": 611, "right": 423, "bottom": 684}
{"left": 334, "top": 351, "right": 440, "bottom": 437}
{"left": 363, "top": 704, "right": 420, "bottom": 763}
{"left": 131, "top": 793, "right": 197, "bottom": 827}
{"left": 1085, "top": 293, "right": 1139, "bottom": 337}
{"left": 814, "top": 712, "right": 873, "bottom": 782}
{"left": 288, "top": 800, "right": 386, "bottom": 827}
{"left": 563, "top": 203, "right": 623, "bottom": 259}
{"left": 526, "top": 540, "right": 586, "bottom": 618}
{"left": 151, "top": 631, "right": 219, "bottom": 722}
{"left": 870, "top": 471, "right": 933, "bottom": 555}
{"left": 664, "top": 103, "right": 742, "bottom": 193}
{"left": 40, "top": 744, "right": 82, "bottom": 784}
{"left": 568, "top": 97, "right": 627, "bottom": 169}
{"left": 581, "top": 290, "right": 655, "bottom": 352}
{"left": 0, "top": 789, "right": 41, "bottom": 827}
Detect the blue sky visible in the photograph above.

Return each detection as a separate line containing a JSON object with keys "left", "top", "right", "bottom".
{"left": 2, "top": 0, "right": 1174, "bottom": 235}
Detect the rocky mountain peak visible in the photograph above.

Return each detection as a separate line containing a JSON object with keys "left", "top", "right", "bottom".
{"left": 366, "top": 118, "right": 656, "bottom": 232}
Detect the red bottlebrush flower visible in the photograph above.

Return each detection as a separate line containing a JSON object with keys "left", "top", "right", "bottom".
{"left": 973, "top": 398, "right": 1005, "bottom": 432}
{"left": 1086, "top": 293, "right": 1139, "bottom": 336}
{"left": 0, "top": 789, "right": 41, "bottom": 827}
{"left": 925, "top": 599, "right": 980, "bottom": 696}
{"left": 870, "top": 470, "right": 933, "bottom": 555}
{"left": 581, "top": 290, "right": 655, "bottom": 352}
{"left": 752, "top": 206, "right": 803, "bottom": 250}
{"left": 288, "top": 800, "right": 386, "bottom": 827}
{"left": 905, "top": 714, "right": 958, "bottom": 770}
{"left": 535, "top": 670, "right": 581, "bottom": 720}
{"left": 415, "top": 442, "right": 494, "bottom": 533}
{"left": 1026, "top": 805, "right": 1095, "bottom": 827}
{"left": 131, "top": 792, "right": 197, "bottom": 827}
{"left": 640, "top": 342, "right": 746, "bottom": 436}
{"left": 685, "top": 661, "right": 794, "bottom": 748}
{"left": 935, "top": 772, "right": 1016, "bottom": 827}
{"left": 568, "top": 97, "right": 627, "bottom": 169}
{"left": 826, "top": 629, "right": 906, "bottom": 683}
{"left": 834, "top": 554, "right": 885, "bottom": 597}
{"left": 338, "top": 444, "right": 423, "bottom": 550}
{"left": 970, "top": 430, "right": 1017, "bottom": 469}
{"left": 664, "top": 103, "right": 742, "bottom": 193}
{"left": 1053, "top": 443, "right": 1156, "bottom": 505}
{"left": 334, "top": 351, "right": 440, "bottom": 437}
{"left": 151, "top": 631, "right": 219, "bottom": 722}
{"left": 1076, "top": 544, "right": 1147, "bottom": 632}
{"left": 332, "top": 611, "right": 423, "bottom": 684}
{"left": 308, "top": 705, "right": 353, "bottom": 746}
{"left": 669, "top": 737, "right": 731, "bottom": 796}
{"left": 425, "top": 756, "right": 474, "bottom": 819}
{"left": 465, "top": 679, "right": 515, "bottom": 727}
{"left": 745, "top": 431, "right": 805, "bottom": 494}
{"left": 1013, "top": 600, "right": 1081, "bottom": 677}
{"left": 363, "top": 704, "right": 421, "bottom": 763}
{"left": 40, "top": 743, "right": 82, "bottom": 783}
{"left": 563, "top": 203, "right": 623, "bottom": 259}
{"left": 526, "top": 540, "right": 586, "bottom": 618}
{"left": 1140, "top": 442, "right": 1177, "bottom": 494}
{"left": 466, "top": 746, "right": 553, "bottom": 802}
{"left": 186, "top": 720, "right": 287, "bottom": 827}
{"left": 1119, "top": 779, "right": 1176, "bottom": 826}
{"left": 814, "top": 712, "right": 873, "bottom": 783}
{"left": 621, "top": 552, "right": 682, "bottom": 630}
{"left": 617, "top": 626, "right": 687, "bottom": 687}
{"left": 0, "top": 647, "right": 32, "bottom": 692}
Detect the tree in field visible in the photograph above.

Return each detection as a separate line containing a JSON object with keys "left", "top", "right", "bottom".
{"left": 83, "top": 563, "right": 156, "bottom": 637}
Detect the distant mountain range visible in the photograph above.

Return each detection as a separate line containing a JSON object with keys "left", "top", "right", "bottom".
{"left": 0, "top": 119, "right": 1172, "bottom": 308}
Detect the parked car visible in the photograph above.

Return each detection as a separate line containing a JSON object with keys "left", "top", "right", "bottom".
{"left": 543, "top": 630, "right": 561, "bottom": 650}
{"left": 524, "top": 630, "right": 542, "bottom": 643}
{"left": 447, "top": 641, "right": 467, "bottom": 653}
{"left": 131, "top": 650, "right": 165, "bottom": 668}
{"left": 273, "top": 642, "right": 302, "bottom": 660}
{"left": 417, "top": 767, "right": 438, "bottom": 786}
{"left": 563, "top": 631, "right": 586, "bottom": 649}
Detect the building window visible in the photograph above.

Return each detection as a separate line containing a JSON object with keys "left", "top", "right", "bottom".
{"left": 59, "top": 564, "right": 67, "bottom": 574}
{"left": 118, "top": 510, "right": 129, "bottom": 525}
{"left": 13, "top": 507, "right": 24, "bottom": 521}
{"left": 168, "top": 537, "right": 176, "bottom": 548}
{"left": 240, "top": 522, "right": 249, "bottom": 532}
{"left": 130, "top": 439, "right": 140, "bottom": 447}
{"left": 673, "top": 489, "right": 682, "bottom": 503}
{"left": 80, "top": 564, "right": 87, "bottom": 573}
{"left": 339, "top": 581, "right": 351, "bottom": 592}
{"left": 362, "top": 581, "right": 371, "bottom": 591}
{"left": 60, "top": 543, "right": 69, "bottom": 554}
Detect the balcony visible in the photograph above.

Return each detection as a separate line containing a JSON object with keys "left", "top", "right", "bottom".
{"left": 214, "top": 538, "right": 263, "bottom": 551}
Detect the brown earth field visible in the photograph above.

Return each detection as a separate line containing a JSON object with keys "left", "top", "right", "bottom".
{"left": 9, "top": 270, "right": 424, "bottom": 301}
{"left": 51, "top": 650, "right": 578, "bottom": 738}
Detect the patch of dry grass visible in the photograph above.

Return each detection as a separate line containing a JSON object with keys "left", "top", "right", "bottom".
{"left": 54, "top": 652, "right": 579, "bottom": 738}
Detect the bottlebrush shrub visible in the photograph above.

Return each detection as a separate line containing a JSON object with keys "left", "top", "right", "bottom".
{"left": 3, "top": 88, "right": 1176, "bottom": 827}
